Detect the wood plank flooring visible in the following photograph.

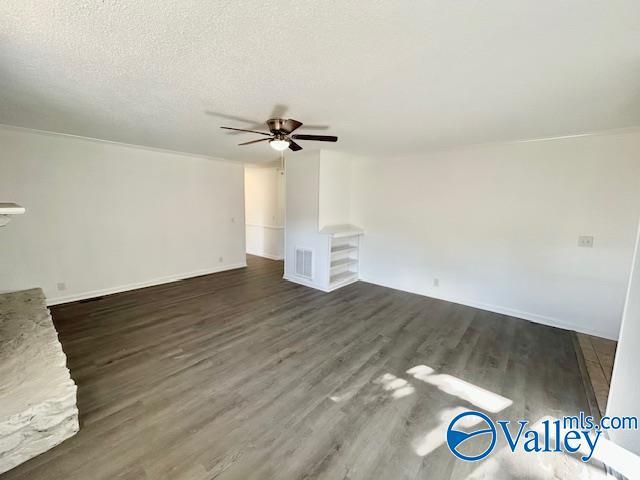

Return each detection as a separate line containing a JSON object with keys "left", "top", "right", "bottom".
{"left": 1, "top": 256, "right": 607, "bottom": 479}
{"left": 576, "top": 333, "right": 617, "bottom": 416}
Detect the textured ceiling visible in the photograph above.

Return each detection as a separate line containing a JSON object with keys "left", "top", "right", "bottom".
{"left": 1, "top": 1, "right": 639, "bottom": 163}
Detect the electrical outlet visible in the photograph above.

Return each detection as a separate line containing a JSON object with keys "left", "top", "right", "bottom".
{"left": 57, "top": 282, "right": 66, "bottom": 291}
{"left": 578, "top": 236, "right": 594, "bottom": 248}
{"left": 433, "top": 278, "right": 440, "bottom": 287}
{"left": 219, "top": 256, "right": 224, "bottom": 263}
{"left": 230, "top": 217, "right": 235, "bottom": 223}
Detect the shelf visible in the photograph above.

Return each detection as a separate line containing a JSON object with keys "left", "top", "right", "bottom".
{"left": 0, "top": 203, "right": 25, "bottom": 215}
{"left": 323, "top": 226, "right": 362, "bottom": 292}
{"left": 330, "top": 258, "right": 358, "bottom": 270}
{"left": 331, "top": 245, "right": 358, "bottom": 255}
{"left": 330, "top": 271, "right": 358, "bottom": 287}
{"left": 320, "top": 224, "right": 364, "bottom": 238}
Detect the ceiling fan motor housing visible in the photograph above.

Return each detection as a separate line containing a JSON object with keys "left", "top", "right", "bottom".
{"left": 266, "top": 118, "right": 302, "bottom": 135}
{"left": 266, "top": 118, "right": 286, "bottom": 133}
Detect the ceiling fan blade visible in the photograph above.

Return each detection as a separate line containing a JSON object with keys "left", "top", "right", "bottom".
{"left": 298, "top": 124, "right": 330, "bottom": 131}
{"left": 206, "top": 113, "right": 265, "bottom": 134}
{"left": 291, "top": 134, "right": 338, "bottom": 142}
{"left": 288, "top": 140, "right": 303, "bottom": 151}
{"left": 205, "top": 111, "right": 261, "bottom": 124}
{"left": 221, "top": 126, "right": 271, "bottom": 136}
{"left": 238, "top": 138, "right": 271, "bottom": 146}
{"left": 280, "top": 119, "right": 303, "bottom": 134}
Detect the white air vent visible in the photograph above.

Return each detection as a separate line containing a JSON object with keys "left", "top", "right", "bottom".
{"left": 295, "top": 248, "right": 313, "bottom": 279}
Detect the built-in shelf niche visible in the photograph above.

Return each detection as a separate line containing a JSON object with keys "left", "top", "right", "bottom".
{"left": 284, "top": 150, "right": 362, "bottom": 293}
{"left": 321, "top": 224, "right": 363, "bottom": 291}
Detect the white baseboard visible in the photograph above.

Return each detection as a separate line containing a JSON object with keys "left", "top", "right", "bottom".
{"left": 45, "top": 264, "right": 617, "bottom": 340}
{"left": 246, "top": 251, "right": 284, "bottom": 261}
{"left": 283, "top": 274, "right": 330, "bottom": 292}
{"left": 358, "top": 275, "right": 617, "bottom": 340}
{"left": 47, "top": 262, "right": 247, "bottom": 306}
{"left": 326, "top": 275, "right": 359, "bottom": 292}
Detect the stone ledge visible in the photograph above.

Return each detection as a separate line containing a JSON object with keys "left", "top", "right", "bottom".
{"left": 0, "top": 288, "right": 79, "bottom": 475}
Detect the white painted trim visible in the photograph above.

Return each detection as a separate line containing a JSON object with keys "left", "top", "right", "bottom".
{"left": 247, "top": 251, "right": 284, "bottom": 261}
{"left": 284, "top": 272, "right": 358, "bottom": 293}
{"left": 367, "top": 125, "right": 640, "bottom": 160}
{"left": 327, "top": 275, "right": 359, "bottom": 292}
{"left": 358, "top": 275, "right": 617, "bottom": 340}
{"left": 47, "top": 262, "right": 247, "bottom": 306}
{"left": 3, "top": 122, "right": 640, "bottom": 165}
{"left": 0, "top": 124, "right": 238, "bottom": 165}
{"left": 607, "top": 218, "right": 640, "bottom": 417}
{"left": 283, "top": 274, "right": 329, "bottom": 292}
{"left": 245, "top": 223, "right": 284, "bottom": 230}
{"left": 508, "top": 126, "right": 640, "bottom": 145}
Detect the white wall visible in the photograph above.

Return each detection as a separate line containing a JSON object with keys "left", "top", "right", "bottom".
{"left": 0, "top": 126, "right": 246, "bottom": 304}
{"left": 244, "top": 166, "right": 284, "bottom": 260}
{"left": 351, "top": 130, "right": 640, "bottom": 339}
{"left": 318, "top": 150, "right": 353, "bottom": 229}
{"left": 284, "top": 151, "right": 331, "bottom": 289}
{"left": 607, "top": 218, "right": 640, "bottom": 455}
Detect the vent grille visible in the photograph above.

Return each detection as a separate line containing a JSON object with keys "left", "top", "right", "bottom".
{"left": 295, "top": 248, "right": 313, "bottom": 279}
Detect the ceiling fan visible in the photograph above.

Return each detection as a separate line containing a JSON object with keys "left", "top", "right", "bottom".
{"left": 221, "top": 118, "right": 337, "bottom": 152}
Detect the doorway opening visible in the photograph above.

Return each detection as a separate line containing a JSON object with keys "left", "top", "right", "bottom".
{"left": 244, "top": 165, "right": 285, "bottom": 269}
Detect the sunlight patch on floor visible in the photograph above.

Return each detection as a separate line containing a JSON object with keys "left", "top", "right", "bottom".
{"left": 407, "top": 365, "right": 512, "bottom": 413}
{"left": 412, "top": 406, "right": 483, "bottom": 456}
{"left": 530, "top": 416, "right": 639, "bottom": 479}
{"left": 329, "top": 389, "right": 357, "bottom": 403}
{"left": 406, "top": 364, "right": 512, "bottom": 459}
{"left": 374, "top": 373, "right": 416, "bottom": 399}
{"left": 462, "top": 443, "right": 600, "bottom": 480}
{"left": 463, "top": 417, "right": 609, "bottom": 480}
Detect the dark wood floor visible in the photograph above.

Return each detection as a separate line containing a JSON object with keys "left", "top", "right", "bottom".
{"left": 2, "top": 256, "right": 606, "bottom": 479}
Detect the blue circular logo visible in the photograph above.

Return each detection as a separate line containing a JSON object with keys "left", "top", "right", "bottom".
{"left": 446, "top": 411, "right": 496, "bottom": 461}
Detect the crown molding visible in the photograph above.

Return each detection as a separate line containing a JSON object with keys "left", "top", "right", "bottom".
{"left": 0, "top": 123, "right": 238, "bottom": 165}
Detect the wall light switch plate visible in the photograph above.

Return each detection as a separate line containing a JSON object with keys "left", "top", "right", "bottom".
{"left": 578, "top": 235, "right": 594, "bottom": 248}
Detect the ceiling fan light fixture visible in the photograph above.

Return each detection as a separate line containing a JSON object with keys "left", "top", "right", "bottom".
{"left": 269, "top": 138, "right": 290, "bottom": 151}
{"left": 221, "top": 117, "right": 338, "bottom": 153}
